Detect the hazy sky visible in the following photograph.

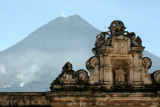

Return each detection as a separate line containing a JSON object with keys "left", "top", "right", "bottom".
{"left": 0, "top": 0, "right": 160, "bottom": 56}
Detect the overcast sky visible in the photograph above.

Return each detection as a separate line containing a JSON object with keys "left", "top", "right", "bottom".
{"left": 0, "top": 0, "right": 160, "bottom": 56}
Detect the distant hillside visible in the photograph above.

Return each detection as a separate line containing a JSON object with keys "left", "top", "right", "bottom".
{"left": 0, "top": 15, "right": 159, "bottom": 92}
{"left": 0, "top": 15, "right": 100, "bottom": 92}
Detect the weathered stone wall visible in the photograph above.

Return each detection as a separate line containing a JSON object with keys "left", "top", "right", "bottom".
{"left": 0, "top": 92, "right": 50, "bottom": 106}
{"left": 0, "top": 91, "right": 160, "bottom": 107}
{"left": 50, "top": 91, "right": 160, "bottom": 107}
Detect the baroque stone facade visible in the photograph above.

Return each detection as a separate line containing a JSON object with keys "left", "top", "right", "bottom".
{"left": 51, "top": 20, "right": 160, "bottom": 92}
{"left": 1, "top": 20, "right": 160, "bottom": 107}
{"left": 87, "top": 20, "right": 153, "bottom": 89}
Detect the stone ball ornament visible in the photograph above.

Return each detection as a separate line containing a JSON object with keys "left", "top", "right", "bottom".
{"left": 142, "top": 57, "right": 152, "bottom": 69}
{"left": 108, "top": 20, "right": 126, "bottom": 36}
{"left": 109, "top": 20, "right": 125, "bottom": 28}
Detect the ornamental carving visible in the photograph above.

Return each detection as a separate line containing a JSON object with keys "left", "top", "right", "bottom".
{"left": 50, "top": 62, "right": 89, "bottom": 90}
{"left": 75, "top": 70, "right": 89, "bottom": 84}
{"left": 114, "top": 67, "right": 127, "bottom": 85}
{"left": 0, "top": 95, "right": 48, "bottom": 106}
{"left": 152, "top": 70, "right": 160, "bottom": 84}
{"left": 86, "top": 56, "right": 99, "bottom": 73}
{"left": 51, "top": 20, "right": 160, "bottom": 91}
{"left": 108, "top": 20, "right": 126, "bottom": 36}
{"left": 142, "top": 57, "right": 152, "bottom": 69}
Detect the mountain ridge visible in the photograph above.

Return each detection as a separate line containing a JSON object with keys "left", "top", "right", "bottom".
{"left": 1, "top": 15, "right": 99, "bottom": 54}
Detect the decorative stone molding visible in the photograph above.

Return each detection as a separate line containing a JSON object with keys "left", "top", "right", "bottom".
{"left": 50, "top": 62, "right": 89, "bottom": 91}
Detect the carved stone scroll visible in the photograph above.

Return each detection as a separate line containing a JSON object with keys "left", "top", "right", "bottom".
{"left": 75, "top": 69, "right": 89, "bottom": 84}
{"left": 86, "top": 56, "right": 99, "bottom": 74}
{"left": 152, "top": 70, "right": 160, "bottom": 84}
{"left": 142, "top": 57, "right": 152, "bottom": 69}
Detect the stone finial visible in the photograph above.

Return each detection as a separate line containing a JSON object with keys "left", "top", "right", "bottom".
{"left": 108, "top": 20, "right": 126, "bottom": 36}
{"left": 62, "top": 62, "right": 73, "bottom": 71}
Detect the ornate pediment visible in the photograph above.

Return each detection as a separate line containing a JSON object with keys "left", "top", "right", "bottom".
{"left": 50, "top": 62, "right": 89, "bottom": 90}
{"left": 51, "top": 20, "right": 160, "bottom": 91}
